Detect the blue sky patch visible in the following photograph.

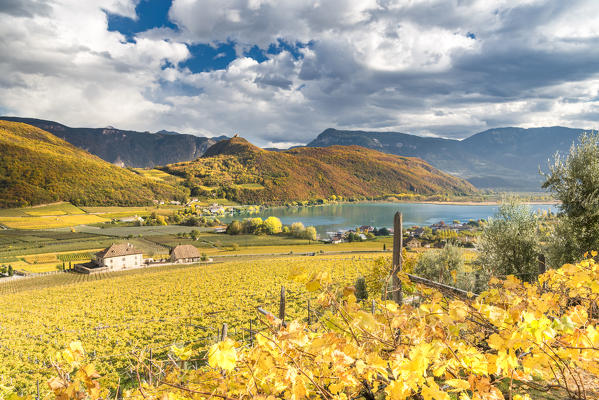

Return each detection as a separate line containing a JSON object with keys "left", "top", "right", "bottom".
{"left": 106, "top": 0, "right": 177, "bottom": 42}
{"left": 105, "top": 0, "right": 311, "bottom": 72}
{"left": 244, "top": 45, "right": 268, "bottom": 63}
{"left": 268, "top": 39, "right": 312, "bottom": 59}
{"left": 181, "top": 42, "right": 237, "bottom": 72}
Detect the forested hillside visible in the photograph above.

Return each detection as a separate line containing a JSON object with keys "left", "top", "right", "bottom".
{"left": 0, "top": 117, "right": 227, "bottom": 168}
{"left": 163, "top": 136, "right": 475, "bottom": 203}
{"left": 0, "top": 121, "right": 188, "bottom": 207}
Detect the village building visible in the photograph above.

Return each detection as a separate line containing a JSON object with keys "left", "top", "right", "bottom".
{"left": 170, "top": 245, "right": 203, "bottom": 263}
{"left": 95, "top": 243, "right": 143, "bottom": 270}
{"left": 328, "top": 232, "right": 344, "bottom": 244}
{"left": 206, "top": 203, "right": 225, "bottom": 214}
{"left": 406, "top": 238, "right": 421, "bottom": 249}
{"left": 410, "top": 227, "right": 425, "bottom": 237}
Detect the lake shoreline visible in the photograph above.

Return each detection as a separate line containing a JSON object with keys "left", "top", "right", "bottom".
{"left": 249, "top": 199, "right": 559, "bottom": 211}
{"left": 401, "top": 200, "right": 560, "bottom": 206}
{"left": 222, "top": 201, "right": 559, "bottom": 235}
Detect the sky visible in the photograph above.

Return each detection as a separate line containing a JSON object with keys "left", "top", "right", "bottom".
{"left": 1, "top": 0, "right": 599, "bottom": 147}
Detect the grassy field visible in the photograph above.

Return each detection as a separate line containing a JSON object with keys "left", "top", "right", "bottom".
{"left": 0, "top": 202, "right": 86, "bottom": 217}
{"left": 234, "top": 183, "right": 265, "bottom": 190}
{"left": 0, "top": 214, "right": 108, "bottom": 229}
{"left": 81, "top": 205, "right": 182, "bottom": 218}
{"left": 0, "top": 202, "right": 180, "bottom": 229}
{"left": 132, "top": 168, "right": 185, "bottom": 184}
{"left": 9, "top": 261, "right": 62, "bottom": 273}
{"left": 193, "top": 198, "right": 240, "bottom": 206}
{"left": 0, "top": 254, "right": 378, "bottom": 395}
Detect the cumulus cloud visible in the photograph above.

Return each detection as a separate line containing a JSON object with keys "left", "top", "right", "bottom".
{"left": 1, "top": 0, "right": 599, "bottom": 146}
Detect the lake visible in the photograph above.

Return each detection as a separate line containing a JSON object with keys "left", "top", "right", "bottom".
{"left": 223, "top": 202, "right": 558, "bottom": 234}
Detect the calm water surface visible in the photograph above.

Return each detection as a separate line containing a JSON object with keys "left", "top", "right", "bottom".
{"left": 224, "top": 202, "right": 558, "bottom": 234}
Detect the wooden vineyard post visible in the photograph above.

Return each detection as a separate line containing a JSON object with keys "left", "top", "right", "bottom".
{"left": 220, "top": 323, "right": 228, "bottom": 341}
{"left": 148, "top": 349, "right": 153, "bottom": 386}
{"left": 538, "top": 253, "right": 546, "bottom": 276}
{"left": 279, "top": 286, "right": 286, "bottom": 325}
{"left": 307, "top": 299, "right": 311, "bottom": 325}
{"left": 392, "top": 212, "right": 403, "bottom": 305}
{"left": 371, "top": 299, "right": 375, "bottom": 314}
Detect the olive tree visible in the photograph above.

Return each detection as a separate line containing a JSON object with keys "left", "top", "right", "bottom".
{"left": 542, "top": 132, "right": 599, "bottom": 266}
{"left": 476, "top": 199, "right": 539, "bottom": 281}
{"left": 414, "top": 244, "right": 464, "bottom": 286}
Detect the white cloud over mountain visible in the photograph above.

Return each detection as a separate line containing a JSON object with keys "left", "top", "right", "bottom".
{"left": 1, "top": 0, "right": 599, "bottom": 145}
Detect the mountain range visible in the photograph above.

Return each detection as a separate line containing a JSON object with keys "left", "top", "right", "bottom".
{"left": 162, "top": 136, "right": 475, "bottom": 204}
{"left": 0, "top": 121, "right": 186, "bottom": 208}
{"left": 0, "top": 117, "right": 227, "bottom": 168}
{"left": 307, "top": 127, "right": 586, "bottom": 190}
{"left": 0, "top": 116, "right": 587, "bottom": 191}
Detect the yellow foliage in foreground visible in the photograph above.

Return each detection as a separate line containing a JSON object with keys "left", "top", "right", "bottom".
{"left": 49, "top": 254, "right": 599, "bottom": 400}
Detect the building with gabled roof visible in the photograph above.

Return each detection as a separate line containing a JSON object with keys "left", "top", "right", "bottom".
{"left": 95, "top": 243, "right": 143, "bottom": 270}
{"left": 170, "top": 244, "right": 203, "bottom": 263}
{"left": 406, "top": 238, "right": 421, "bottom": 249}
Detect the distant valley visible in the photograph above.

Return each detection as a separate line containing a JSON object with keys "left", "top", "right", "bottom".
{"left": 307, "top": 127, "right": 586, "bottom": 190}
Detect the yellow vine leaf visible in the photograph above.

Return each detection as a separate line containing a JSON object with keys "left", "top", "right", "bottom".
{"left": 170, "top": 344, "right": 193, "bottom": 361}
{"left": 208, "top": 338, "right": 237, "bottom": 371}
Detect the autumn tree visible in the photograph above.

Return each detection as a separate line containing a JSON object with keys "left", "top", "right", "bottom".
{"left": 242, "top": 217, "right": 263, "bottom": 234}
{"left": 303, "top": 226, "right": 317, "bottom": 241}
{"left": 290, "top": 222, "right": 305, "bottom": 237}
{"left": 263, "top": 216, "right": 283, "bottom": 234}
{"left": 226, "top": 220, "right": 243, "bottom": 235}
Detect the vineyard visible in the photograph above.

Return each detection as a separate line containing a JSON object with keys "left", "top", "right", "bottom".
{"left": 56, "top": 252, "right": 93, "bottom": 262}
{"left": 0, "top": 254, "right": 377, "bottom": 396}
{"left": 40, "top": 254, "right": 599, "bottom": 400}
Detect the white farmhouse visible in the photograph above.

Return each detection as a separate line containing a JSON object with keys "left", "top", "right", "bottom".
{"left": 95, "top": 243, "right": 143, "bottom": 271}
